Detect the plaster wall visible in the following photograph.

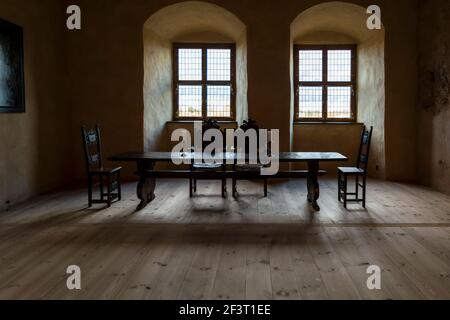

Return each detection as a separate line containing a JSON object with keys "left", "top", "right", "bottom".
{"left": 383, "top": 0, "right": 418, "bottom": 182}
{"left": 5, "top": 0, "right": 450, "bottom": 213}
{"left": 0, "top": 0, "right": 423, "bottom": 204}
{"left": 357, "top": 37, "right": 386, "bottom": 178}
{"left": 293, "top": 123, "right": 364, "bottom": 173}
{"left": 64, "top": 0, "right": 419, "bottom": 183}
{"left": 417, "top": 0, "right": 450, "bottom": 194}
{"left": 143, "top": 29, "right": 172, "bottom": 152}
{"left": 0, "top": 0, "right": 68, "bottom": 211}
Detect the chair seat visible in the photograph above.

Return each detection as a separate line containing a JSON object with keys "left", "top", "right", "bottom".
{"left": 235, "top": 163, "right": 264, "bottom": 171}
{"left": 338, "top": 167, "right": 365, "bottom": 175}
{"left": 192, "top": 163, "right": 222, "bottom": 171}
{"left": 90, "top": 167, "right": 122, "bottom": 175}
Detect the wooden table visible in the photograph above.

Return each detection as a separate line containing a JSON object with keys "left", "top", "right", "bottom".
{"left": 109, "top": 152, "right": 347, "bottom": 211}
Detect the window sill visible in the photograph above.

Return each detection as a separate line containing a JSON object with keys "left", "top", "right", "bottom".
{"left": 167, "top": 120, "right": 238, "bottom": 124}
{"left": 294, "top": 122, "right": 363, "bottom": 125}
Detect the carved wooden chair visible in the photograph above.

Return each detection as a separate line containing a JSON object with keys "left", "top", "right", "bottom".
{"left": 190, "top": 119, "right": 227, "bottom": 198}
{"left": 338, "top": 126, "right": 373, "bottom": 208}
{"left": 232, "top": 119, "right": 268, "bottom": 197}
{"left": 81, "top": 125, "right": 122, "bottom": 207}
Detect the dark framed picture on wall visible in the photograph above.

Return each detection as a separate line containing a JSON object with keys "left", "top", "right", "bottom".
{"left": 0, "top": 18, "right": 25, "bottom": 113}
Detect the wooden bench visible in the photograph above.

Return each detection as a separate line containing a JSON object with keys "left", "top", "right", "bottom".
{"left": 142, "top": 169, "right": 327, "bottom": 197}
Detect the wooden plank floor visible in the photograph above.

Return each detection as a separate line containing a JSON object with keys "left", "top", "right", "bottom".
{"left": 0, "top": 178, "right": 449, "bottom": 300}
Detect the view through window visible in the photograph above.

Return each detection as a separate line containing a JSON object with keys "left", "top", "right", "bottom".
{"left": 174, "top": 44, "right": 235, "bottom": 120}
{"left": 294, "top": 45, "right": 356, "bottom": 122}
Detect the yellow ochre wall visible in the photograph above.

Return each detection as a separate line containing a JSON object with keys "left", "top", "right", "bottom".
{"left": 0, "top": 0, "right": 69, "bottom": 212}
{"left": 66, "top": 0, "right": 418, "bottom": 182}
{"left": 4, "top": 0, "right": 448, "bottom": 210}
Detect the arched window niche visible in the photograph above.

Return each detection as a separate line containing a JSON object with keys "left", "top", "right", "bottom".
{"left": 143, "top": 1, "right": 248, "bottom": 152}
{"left": 290, "top": 2, "right": 386, "bottom": 178}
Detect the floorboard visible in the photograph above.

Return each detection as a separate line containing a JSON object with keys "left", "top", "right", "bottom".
{"left": 0, "top": 178, "right": 449, "bottom": 300}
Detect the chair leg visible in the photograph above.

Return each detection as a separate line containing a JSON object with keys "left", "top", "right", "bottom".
{"left": 337, "top": 171, "right": 341, "bottom": 202}
{"left": 362, "top": 175, "right": 367, "bottom": 208}
{"left": 194, "top": 179, "right": 197, "bottom": 192}
{"left": 355, "top": 175, "right": 359, "bottom": 201}
{"left": 343, "top": 175, "right": 348, "bottom": 209}
{"left": 117, "top": 172, "right": 122, "bottom": 201}
{"left": 232, "top": 178, "right": 237, "bottom": 198}
{"left": 189, "top": 179, "right": 193, "bottom": 198}
{"left": 99, "top": 175, "right": 104, "bottom": 201}
{"left": 264, "top": 179, "right": 268, "bottom": 197}
{"left": 87, "top": 175, "right": 93, "bottom": 208}
{"left": 107, "top": 175, "right": 112, "bottom": 208}
{"left": 222, "top": 179, "right": 226, "bottom": 198}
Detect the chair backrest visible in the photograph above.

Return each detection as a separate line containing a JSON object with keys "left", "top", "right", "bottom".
{"left": 202, "top": 119, "right": 220, "bottom": 132}
{"left": 234, "top": 119, "right": 263, "bottom": 162}
{"left": 81, "top": 125, "right": 103, "bottom": 172}
{"left": 239, "top": 118, "right": 260, "bottom": 151}
{"left": 240, "top": 118, "right": 259, "bottom": 132}
{"left": 199, "top": 119, "right": 223, "bottom": 152}
{"left": 356, "top": 126, "right": 373, "bottom": 172}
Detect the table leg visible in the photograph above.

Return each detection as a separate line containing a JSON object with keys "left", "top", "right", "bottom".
{"left": 307, "top": 160, "right": 320, "bottom": 211}
{"left": 136, "top": 160, "right": 156, "bottom": 211}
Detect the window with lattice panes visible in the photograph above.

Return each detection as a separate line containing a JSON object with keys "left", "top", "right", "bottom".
{"left": 294, "top": 45, "right": 356, "bottom": 122}
{"left": 173, "top": 44, "right": 236, "bottom": 120}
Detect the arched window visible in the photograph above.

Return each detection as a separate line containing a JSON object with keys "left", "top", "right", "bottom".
{"left": 143, "top": 1, "right": 247, "bottom": 151}
{"left": 290, "top": 2, "right": 386, "bottom": 178}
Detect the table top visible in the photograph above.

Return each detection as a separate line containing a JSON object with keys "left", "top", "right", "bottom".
{"left": 109, "top": 151, "right": 348, "bottom": 163}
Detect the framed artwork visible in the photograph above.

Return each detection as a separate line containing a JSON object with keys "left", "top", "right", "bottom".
{"left": 0, "top": 18, "right": 25, "bottom": 113}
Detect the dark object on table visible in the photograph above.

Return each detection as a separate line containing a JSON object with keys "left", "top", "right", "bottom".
{"left": 81, "top": 125, "right": 122, "bottom": 207}
{"left": 338, "top": 126, "right": 373, "bottom": 208}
